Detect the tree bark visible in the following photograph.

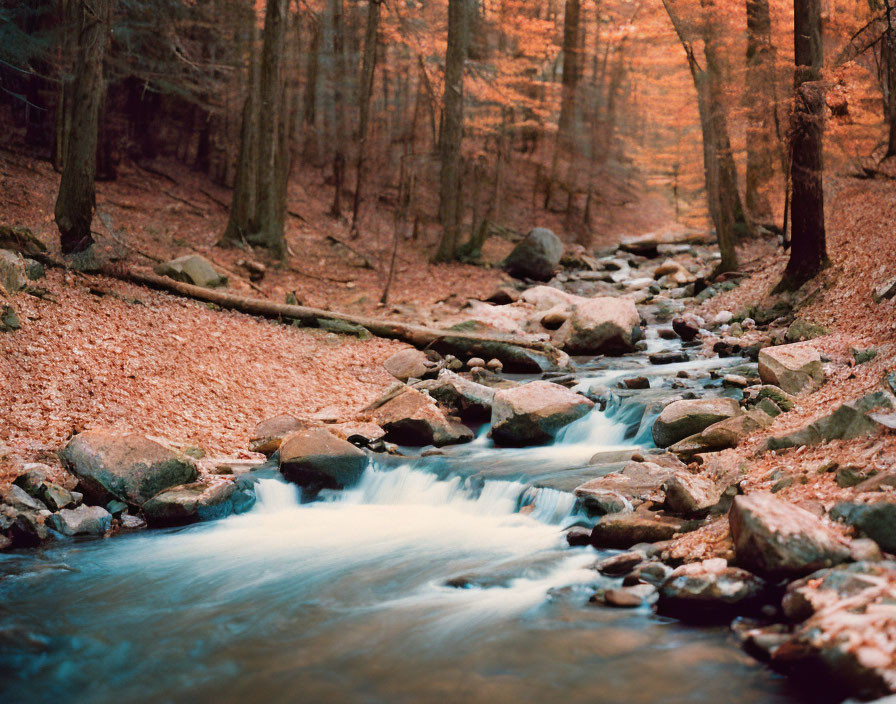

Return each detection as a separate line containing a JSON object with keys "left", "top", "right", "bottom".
{"left": 778, "top": 0, "right": 827, "bottom": 290}
{"left": 54, "top": 0, "right": 115, "bottom": 255}
{"left": 329, "top": 0, "right": 348, "bottom": 218}
{"left": 545, "top": 0, "right": 581, "bottom": 210}
{"left": 745, "top": 0, "right": 777, "bottom": 224}
{"left": 350, "top": 0, "right": 382, "bottom": 238}
{"left": 434, "top": 0, "right": 467, "bottom": 262}
{"left": 250, "top": 0, "right": 290, "bottom": 258}
{"left": 220, "top": 15, "right": 260, "bottom": 248}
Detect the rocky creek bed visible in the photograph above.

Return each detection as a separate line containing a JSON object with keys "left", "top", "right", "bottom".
{"left": 2, "top": 229, "right": 896, "bottom": 703}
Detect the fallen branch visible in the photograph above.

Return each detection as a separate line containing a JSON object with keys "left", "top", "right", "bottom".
{"left": 124, "top": 268, "right": 566, "bottom": 372}
{"left": 325, "top": 234, "right": 375, "bottom": 270}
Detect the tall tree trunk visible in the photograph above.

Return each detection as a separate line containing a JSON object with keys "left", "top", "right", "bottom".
{"left": 54, "top": 0, "right": 115, "bottom": 255}
{"left": 662, "top": 0, "right": 740, "bottom": 274}
{"left": 745, "top": 0, "right": 777, "bottom": 224}
{"left": 778, "top": 0, "right": 827, "bottom": 290}
{"left": 350, "top": 0, "right": 382, "bottom": 238}
{"left": 880, "top": 0, "right": 896, "bottom": 157}
{"left": 329, "top": 0, "right": 348, "bottom": 218}
{"left": 220, "top": 15, "right": 260, "bottom": 248}
{"left": 301, "top": 18, "right": 321, "bottom": 163}
{"left": 545, "top": 0, "right": 581, "bottom": 210}
{"left": 250, "top": 0, "right": 290, "bottom": 257}
{"left": 434, "top": 0, "right": 467, "bottom": 263}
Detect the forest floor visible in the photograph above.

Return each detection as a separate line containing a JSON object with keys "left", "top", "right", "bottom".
{"left": 1, "top": 147, "right": 895, "bottom": 535}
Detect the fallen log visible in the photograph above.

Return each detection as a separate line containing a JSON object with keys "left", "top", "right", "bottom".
{"left": 125, "top": 269, "right": 568, "bottom": 373}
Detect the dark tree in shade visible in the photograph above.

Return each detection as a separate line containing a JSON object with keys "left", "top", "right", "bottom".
{"left": 434, "top": 0, "right": 467, "bottom": 263}
{"left": 54, "top": 0, "right": 115, "bottom": 254}
{"left": 778, "top": 0, "right": 827, "bottom": 291}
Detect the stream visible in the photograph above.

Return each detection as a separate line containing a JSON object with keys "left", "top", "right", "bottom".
{"left": 0, "top": 333, "right": 811, "bottom": 704}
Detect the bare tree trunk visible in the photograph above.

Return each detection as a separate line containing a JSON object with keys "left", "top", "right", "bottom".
{"left": 745, "top": 0, "right": 777, "bottom": 224}
{"left": 250, "top": 0, "right": 290, "bottom": 258}
{"left": 778, "top": 0, "right": 827, "bottom": 290}
{"left": 220, "top": 15, "right": 259, "bottom": 248}
{"left": 545, "top": 0, "right": 581, "bottom": 210}
{"left": 54, "top": 0, "right": 115, "bottom": 255}
{"left": 329, "top": 0, "right": 348, "bottom": 218}
{"left": 434, "top": 0, "right": 467, "bottom": 262}
{"left": 350, "top": 0, "right": 382, "bottom": 238}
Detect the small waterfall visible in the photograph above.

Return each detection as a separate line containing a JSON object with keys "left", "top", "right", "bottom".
{"left": 252, "top": 465, "right": 578, "bottom": 527}
{"left": 254, "top": 479, "right": 302, "bottom": 512}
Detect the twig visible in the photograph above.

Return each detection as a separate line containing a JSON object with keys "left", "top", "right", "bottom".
{"left": 325, "top": 234, "right": 375, "bottom": 270}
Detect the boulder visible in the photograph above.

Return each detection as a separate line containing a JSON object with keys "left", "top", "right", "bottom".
{"left": 671, "top": 317, "right": 700, "bottom": 341}
{"left": 652, "top": 397, "right": 742, "bottom": 448}
{"left": 554, "top": 297, "right": 642, "bottom": 355}
{"left": 502, "top": 228, "right": 564, "bottom": 281}
{"left": 575, "top": 461, "right": 675, "bottom": 515}
{"left": 590, "top": 511, "right": 695, "bottom": 549}
{"left": 9, "top": 511, "right": 48, "bottom": 547}
{"left": 154, "top": 254, "right": 227, "bottom": 288}
{"left": 1, "top": 485, "right": 48, "bottom": 513}
{"left": 249, "top": 414, "right": 307, "bottom": 455}
{"left": 765, "top": 562, "right": 896, "bottom": 700}
{"left": 663, "top": 471, "right": 723, "bottom": 516}
{"left": 764, "top": 393, "right": 894, "bottom": 451}
{"left": 602, "top": 584, "right": 657, "bottom": 608}
{"left": 38, "top": 482, "right": 75, "bottom": 512}
{"left": 279, "top": 428, "right": 368, "bottom": 490}
{"left": 142, "top": 481, "right": 253, "bottom": 527}
{"left": 12, "top": 463, "right": 52, "bottom": 495}
{"left": 61, "top": 430, "right": 199, "bottom": 506}
{"left": 383, "top": 348, "right": 437, "bottom": 382}
{"left": 831, "top": 502, "right": 896, "bottom": 554}
{"left": 0, "top": 249, "right": 27, "bottom": 293}
{"left": 785, "top": 319, "right": 828, "bottom": 342}
{"left": 48, "top": 505, "right": 113, "bottom": 537}
{"left": 373, "top": 388, "right": 474, "bottom": 447}
{"left": 416, "top": 370, "right": 496, "bottom": 421}
{"left": 670, "top": 410, "right": 773, "bottom": 457}
{"left": 872, "top": 275, "right": 896, "bottom": 303}
{"left": 657, "top": 559, "right": 768, "bottom": 622}
{"left": 491, "top": 380, "right": 593, "bottom": 446}
{"left": 758, "top": 343, "right": 825, "bottom": 395}
{"left": 729, "top": 493, "right": 852, "bottom": 580}
{"left": 596, "top": 551, "right": 646, "bottom": 576}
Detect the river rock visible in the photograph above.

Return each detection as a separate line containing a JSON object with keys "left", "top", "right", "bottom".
{"left": 554, "top": 297, "right": 642, "bottom": 355}
{"left": 142, "top": 481, "right": 251, "bottom": 527}
{"left": 765, "top": 562, "right": 896, "bottom": 700}
{"left": 596, "top": 551, "right": 646, "bottom": 576}
{"left": 831, "top": 502, "right": 896, "bottom": 554}
{"left": 384, "top": 348, "right": 437, "bottom": 382}
{"left": 416, "top": 370, "right": 496, "bottom": 421}
{"left": 591, "top": 511, "right": 695, "bottom": 549}
{"left": 155, "top": 254, "right": 227, "bottom": 288}
{"left": 764, "top": 393, "right": 894, "bottom": 451}
{"left": 279, "top": 427, "right": 368, "bottom": 490}
{"left": 502, "top": 228, "right": 564, "bottom": 281}
{"left": 9, "top": 511, "right": 48, "bottom": 547}
{"left": 38, "top": 482, "right": 75, "bottom": 512}
{"left": 249, "top": 414, "right": 307, "bottom": 455}
{"left": 652, "top": 398, "right": 742, "bottom": 448}
{"left": 575, "top": 461, "right": 675, "bottom": 515}
{"left": 61, "top": 430, "right": 199, "bottom": 506}
{"left": 729, "top": 493, "right": 852, "bottom": 580}
{"left": 671, "top": 317, "right": 700, "bottom": 341}
{"left": 658, "top": 559, "right": 768, "bottom": 622}
{"left": 603, "top": 584, "right": 657, "bottom": 608}
{"left": 491, "top": 381, "right": 593, "bottom": 446}
{"left": 0, "top": 248, "right": 27, "bottom": 293}
{"left": 670, "top": 410, "right": 773, "bottom": 458}
{"left": 663, "top": 471, "right": 723, "bottom": 516}
{"left": 1, "top": 485, "right": 48, "bottom": 513}
{"left": 12, "top": 463, "right": 52, "bottom": 496}
{"left": 373, "top": 388, "right": 474, "bottom": 446}
{"left": 758, "top": 343, "right": 825, "bottom": 395}
{"left": 872, "top": 275, "right": 896, "bottom": 303}
{"left": 48, "top": 505, "right": 113, "bottom": 537}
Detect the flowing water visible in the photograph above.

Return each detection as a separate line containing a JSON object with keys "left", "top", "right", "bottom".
{"left": 0, "top": 342, "right": 808, "bottom": 704}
